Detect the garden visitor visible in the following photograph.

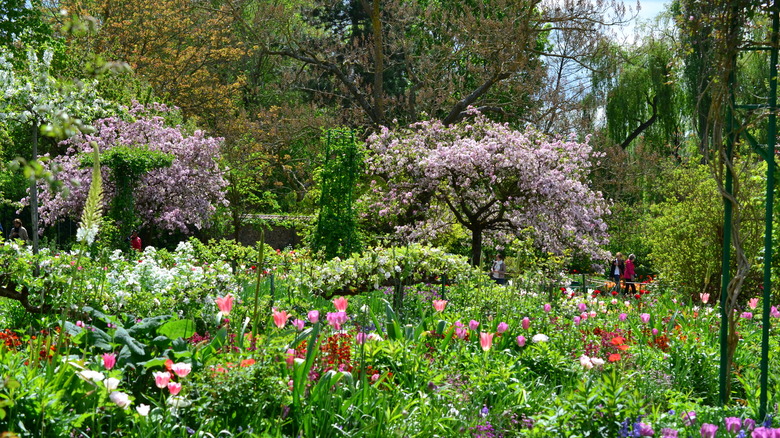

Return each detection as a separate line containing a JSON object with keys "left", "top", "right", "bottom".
{"left": 129, "top": 230, "right": 142, "bottom": 252}
{"left": 8, "top": 218, "right": 29, "bottom": 244}
{"left": 491, "top": 253, "right": 507, "bottom": 285}
{"left": 610, "top": 252, "right": 624, "bottom": 293}
{"left": 623, "top": 254, "right": 637, "bottom": 295}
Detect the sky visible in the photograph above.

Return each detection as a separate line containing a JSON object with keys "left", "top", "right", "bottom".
{"left": 633, "top": 0, "right": 669, "bottom": 23}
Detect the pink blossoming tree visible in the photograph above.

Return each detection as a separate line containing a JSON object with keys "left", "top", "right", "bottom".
{"left": 32, "top": 105, "right": 227, "bottom": 234}
{"left": 365, "top": 112, "right": 610, "bottom": 266}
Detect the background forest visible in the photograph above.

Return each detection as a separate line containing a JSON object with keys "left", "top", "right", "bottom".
{"left": 1, "top": 0, "right": 778, "bottom": 302}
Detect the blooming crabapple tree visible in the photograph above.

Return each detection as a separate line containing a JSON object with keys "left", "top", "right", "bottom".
{"left": 365, "top": 112, "right": 610, "bottom": 266}
{"left": 33, "top": 105, "right": 228, "bottom": 234}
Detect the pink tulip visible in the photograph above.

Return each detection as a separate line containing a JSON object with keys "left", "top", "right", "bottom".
{"left": 521, "top": 317, "right": 530, "bottom": 330}
{"left": 455, "top": 327, "right": 468, "bottom": 339}
{"left": 333, "top": 297, "right": 348, "bottom": 312}
{"left": 167, "top": 382, "right": 182, "bottom": 396}
{"left": 700, "top": 293, "right": 710, "bottom": 304}
{"left": 479, "top": 332, "right": 494, "bottom": 351}
{"left": 170, "top": 362, "right": 191, "bottom": 378}
{"left": 543, "top": 303, "right": 552, "bottom": 312}
{"left": 573, "top": 316, "right": 581, "bottom": 325}
{"left": 215, "top": 294, "right": 233, "bottom": 315}
{"left": 153, "top": 371, "right": 171, "bottom": 389}
{"left": 640, "top": 313, "right": 650, "bottom": 324}
{"left": 652, "top": 328, "right": 659, "bottom": 336}
{"left": 748, "top": 298, "right": 759, "bottom": 309}
{"left": 308, "top": 310, "right": 320, "bottom": 323}
{"left": 619, "top": 313, "right": 628, "bottom": 321}
{"left": 496, "top": 322, "right": 509, "bottom": 334}
{"left": 356, "top": 332, "right": 368, "bottom": 345}
{"left": 578, "top": 303, "right": 587, "bottom": 312}
{"left": 469, "top": 320, "right": 479, "bottom": 331}
{"left": 102, "top": 353, "right": 117, "bottom": 370}
{"left": 432, "top": 300, "right": 448, "bottom": 312}
{"left": 516, "top": 335, "right": 526, "bottom": 347}
{"left": 771, "top": 306, "right": 780, "bottom": 318}
{"left": 326, "top": 311, "right": 348, "bottom": 330}
{"left": 285, "top": 349, "right": 295, "bottom": 367}
{"left": 291, "top": 319, "right": 305, "bottom": 331}
{"left": 272, "top": 309, "right": 289, "bottom": 329}
{"left": 580, "top": 312, "right": 588, "bottom": 321}
{"left": 741, "top": 312, "right": 753, "bottom": 319}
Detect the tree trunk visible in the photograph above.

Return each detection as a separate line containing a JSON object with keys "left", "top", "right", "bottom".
{"left": 471, "top": 227, "right": 482, "bottom": 267}
{"left": 30, "top": 122, "right": 39, "bottom": 256}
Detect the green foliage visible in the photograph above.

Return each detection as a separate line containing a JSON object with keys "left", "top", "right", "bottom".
{"left": 530, "top": 370, "right": 645, "bottom": 437}
{"left": 82, "top": 145, "right": 174, "bottom": 236}
{"left": 311, "top": 128, "right": 362, "bottom": 259}
{"left": 645, "top": 158, "right": 765, "bottom": 299}
{"left": 604, "top": 40, "right": 683, "bottom": 152}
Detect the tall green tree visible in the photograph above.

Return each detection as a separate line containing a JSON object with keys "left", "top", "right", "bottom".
{"left": 228, "top": 0, "right": 627, "bottom": 129}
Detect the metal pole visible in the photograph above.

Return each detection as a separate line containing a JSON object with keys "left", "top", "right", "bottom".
{"left": 759, "top": 5, "right": 778, "bottom": 421}
{"left": 719, "top": 58, "right": 737, "bottom": 407}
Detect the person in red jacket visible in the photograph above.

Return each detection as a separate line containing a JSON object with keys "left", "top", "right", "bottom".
{"left": 130, "top": 230, "right": 142, "bottom": 252}
{"left": 623, "top": 254, "right": 637, "bottom": 295}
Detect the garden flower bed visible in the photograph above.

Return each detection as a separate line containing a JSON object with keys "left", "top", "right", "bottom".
{"left": 0, "top": 241, "right": 779, "bottom": 437}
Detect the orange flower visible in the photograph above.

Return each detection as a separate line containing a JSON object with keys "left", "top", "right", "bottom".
{"left": 609, "top": 353, "right": 622, "bottom": 362}
{"left": 617, "top": 344, "right": 629, "bottom": 351}
{"left": 240, "top": 358, "right": 256, "bottom": 367}
{"left": 610, "top": 337, "right": 625, "bottom": 346}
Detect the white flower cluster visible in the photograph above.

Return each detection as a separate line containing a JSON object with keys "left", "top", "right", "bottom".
{"left": 283, "top": 244, "right": 477, "bottom": 294}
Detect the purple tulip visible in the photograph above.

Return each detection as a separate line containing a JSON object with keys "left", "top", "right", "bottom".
{"left": 699, "top": 423, "right": 717, "bottom": 438}
{"left": 308, "top": 310, "right": 320, "bottom": 323}
{"left": 469, "top": 320, "right": 479, "bottom": 331}
{"left": 640, "top": 313, "right": 651, "bottom": 324}
{"left": 543, "top": 303, "right": 552, "bottom": 312}
{"left": 744, "top": 419, "right": 756, "bottom": 432}
{"left": 682, "top": 411, "right": 697, "bottom": 427}
{"left": 638, "top": 423, "right": 654, "bottom": 436}
{"left": 724, "top": 417, "right": 741, "bottom": 433}
{"left": 619, "top": 313, "right": 628, "bottom": 321}
{"left": 521, "top": 317, "right": 530, "bottom": 330}
{"left": 578, "top": 303, "right": 587, "bottom": 312}
{"left": 496, "top": 322, "right": 509, "bottom": 334}
{"left": 660, "top": 428, "right": 679, "bottom": 438}
{"left": 516, "top": 335, "right": 526, "bottom": 347}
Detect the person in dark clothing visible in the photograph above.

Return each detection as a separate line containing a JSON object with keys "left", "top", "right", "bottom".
{"left": 8, "top": 219, "right": 29, "bottom": 244}
{"left": 610, "top": 252, "right": 625, "bottom": 293}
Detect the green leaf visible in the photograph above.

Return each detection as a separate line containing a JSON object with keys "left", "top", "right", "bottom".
{"left": 114, "top": 327, "right": 146, "bottom": 356}
{"left": 128, "top": 315, "right": 171, "bottom": 337}
{"left": 157, "top": 319, "right": 196, "bottom": 340}
{"left": 86, "top": 327, "right": 112, "bottom": 350}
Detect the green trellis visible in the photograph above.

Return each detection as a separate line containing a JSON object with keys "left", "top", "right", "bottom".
{"left": 719, "top": 4, "right": 778, "bottom": 419}
{"left": 312, "top": 128, "right": 361, "bottom": 259}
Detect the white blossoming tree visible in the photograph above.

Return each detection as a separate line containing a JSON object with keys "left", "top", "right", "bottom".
{"left": 0, "top": 47, "right": 114, "bottom": 253}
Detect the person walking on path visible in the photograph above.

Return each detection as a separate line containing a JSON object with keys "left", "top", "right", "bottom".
{"left": 623, "top": 254, "right": 637, "bottom": 296}
{"left": 491, "top": 253, "right": 507, "bottom": 285}
{"left": 8, "top": 219, "right": 29, "bottom": 244}
{"left": 610, "top": 252, "right": 625, "bottom": 293}
{"left": 129, "top": 230, "right": 142, "bottom": 252}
